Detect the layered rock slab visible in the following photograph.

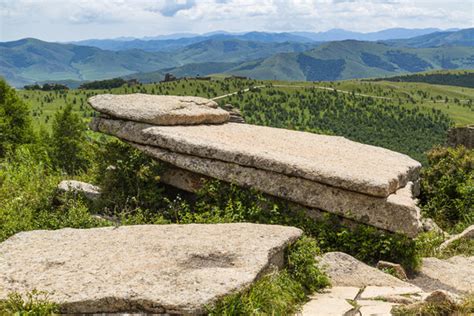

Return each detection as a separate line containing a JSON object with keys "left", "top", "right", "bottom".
{"left": 131, "top": 143, "right": 421, "bottom": 236}
{"left": 88, "top": 94, "right": 230, "bottom": 125}
{"left": 90, "top": 117, "right": 421, "bottom": 197}
{"left": 0, "top": 223, "right": 302, "bottom": 314}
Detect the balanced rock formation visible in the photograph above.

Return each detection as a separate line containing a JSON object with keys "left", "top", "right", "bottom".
{"left": 89, "top": 94, "right": 423, "bottom": 237}
{"left": 0, "top": 223, "right": 302, "bottom": 314}
{"left": 89, "top": 94, "right": 230, "bottom": 125}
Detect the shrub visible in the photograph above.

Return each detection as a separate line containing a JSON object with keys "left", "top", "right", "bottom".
{"left": 0, "top": 78, "right": 33, "bottom": 156}
{"left": 0, "top": 290, "right": 58, "bottom": 315}
{"left": 93, "top": 140, "right": 166, "bottom": 214}
{"left": 420, "top": 146, "right": 473, "bottom": 232}
{"left": 0, "top": 146, "right": 106, "bottom": 242}
{"left": 209, "top": 236, "right": 328, "bottom": 315}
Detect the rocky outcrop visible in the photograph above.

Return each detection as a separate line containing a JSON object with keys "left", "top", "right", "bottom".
{"left": 89, "top": 94, "right": 424, "bottom": 237}
{"left": 57, "top": 180, "right": 101, "bottom": 201}
{"left": 447, "top": 125, "right": 474, "bottom": 149}
{"left": 132, "top": 143, "right": 421, "bottom": 237}
{"left": 88, "top": 94, "right": 230, "bottom": 125}
{"left": 91, "top": 118, "right": 421, "bottom": 197}
{"left": 0, "top": 223, "right": 302, "bottom": 314}
{"left": 410, "top": 256, "right": 474, "bottom": 294}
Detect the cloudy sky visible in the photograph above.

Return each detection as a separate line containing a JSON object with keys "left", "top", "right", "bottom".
{"left": 0, "top": 0, "right": 472, "bottom": 42}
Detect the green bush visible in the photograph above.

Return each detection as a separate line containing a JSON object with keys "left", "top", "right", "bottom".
{"left": 93, "top": 139, "right": 166, "bottom": 215}
{"left": 0, "top": 290, "right": 58, "bottom": 315}
{"left": 169, "top": 180, "right": 420, "bottom": 271}
{"left": 209, "top": 236, "right": 329, "bottom": 315}
{"left": 420, "top": 146, "right": 473, "bottom": 232}
{"left": 0, "top": 146, "right": 106, "bottom": 242}
{"left": 0, "top": 78, "right": 34, "bottom": 157}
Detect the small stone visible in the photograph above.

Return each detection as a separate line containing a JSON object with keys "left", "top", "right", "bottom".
{"left": 300, "top": 296, "right": 354, "bottom": 316}
{"left": 357, "top": 300, "right": 397, "bottom": 316}
{"left": 88, "top": 94, "right": 230, "bottom": 125}
{"left": 439, "top": 225, "right": 474, "bottom": 250}
{"left": 423, "top": 290, "right": 460, "bottom": 305}
{"left": 421, "top": 217, "right": 446, "bottom": 235}
{"left": 57, "top": 180, "right": 101, "bottom": 201}
{"left": 376, "top": 260, "right": 408, "bottom": 280}
{"left": 359, "top": 286, "right": 422, "bottom": 300}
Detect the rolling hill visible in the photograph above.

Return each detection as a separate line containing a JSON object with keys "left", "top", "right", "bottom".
{"left": 0, "top": 38, "right": 176, "bottom": 87}
{"left": 1, "top": 31, "right": 474, "bottom": 87}
{"left": 387, "top": 28, "right": 474, "bottom": 48}
{"left": 226, "top": 41, "right": 474, "bottom": 81}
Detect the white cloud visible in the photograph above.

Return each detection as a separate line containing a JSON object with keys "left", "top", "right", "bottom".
{"left": 0, "top": 0, "right": 472, "bottom": 41}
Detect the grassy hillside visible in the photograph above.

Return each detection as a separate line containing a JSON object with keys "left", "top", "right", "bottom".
{"left": 370, "top": 70, "right": 474, "bottom": 88}
{"left": 387, "top": 28, "right": 474, "bottom": 48}
{"left": 0, "top": 38, "right": 176, "bottom": 87}
{"left": 228, "top": 41, "right": 474, "bottom": 81}
{"left": 2, "top": 36, "right": 473, "bottom": 88}
{"left": 17, "top": 77, "right": 474, "bottom": 162}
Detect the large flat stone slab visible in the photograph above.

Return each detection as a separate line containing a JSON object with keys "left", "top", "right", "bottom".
{"left": 131, "top": 143, "right": 421, "bottom": 236}
{"left": 88, "top": 94, "right": 230, "bottom": 125}
{"left": 90, "top": 117, "right": 421, "bottom": 197}
{"left": 0, "top": 224, "right": 302, "bottom": 314}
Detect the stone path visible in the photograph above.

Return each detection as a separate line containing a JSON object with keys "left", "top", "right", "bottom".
{"left": 300, "top": 252, "right": 473, "bottom": 316}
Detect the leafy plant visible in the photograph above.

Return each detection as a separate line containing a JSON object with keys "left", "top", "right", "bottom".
{"left": 0, "top": 290, "right": 58, "bottom": 315}
{"left": 420, "top": 146, "right": 473, "bottom": 232}
{"left": 0, "top": 78, "right": 34, "bottom": 157}
{"left": 209, "top": 236, "right": 328, "bottom": 315}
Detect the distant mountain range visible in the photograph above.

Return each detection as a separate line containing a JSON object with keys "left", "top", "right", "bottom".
{"left": 1, "top": 28, "right": 473, "bottom": 87}
{"left": 74, "top": 28, "right": 447, "bottom": 51}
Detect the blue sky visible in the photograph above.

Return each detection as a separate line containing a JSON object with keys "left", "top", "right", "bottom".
{"left": 0, "top": 0, "right": 472, "bottom": 41}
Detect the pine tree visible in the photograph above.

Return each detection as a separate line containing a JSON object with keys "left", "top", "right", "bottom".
{"left": 50, "top": 104, "right": 89, "bottom": 174}
{"left": 0, "top": 79, "right": 33, "bottom": 156}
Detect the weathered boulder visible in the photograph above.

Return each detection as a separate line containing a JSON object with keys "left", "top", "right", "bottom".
{"left": 90, "top": 117, "right": 421, "bottom": 198}
{"left": 317, "top": 252, "right": 420, "bottom": 289}
{"left": 131, "top": 143, "right": 421, "bottom": 236}
{"left": 57, "top": 180, "right": 101, "bottom": 201}
{"left": 0, "top": 223, "right": 302, "bottom": 314}
{"left": 88, "top": 94, "right": 230, "bottom": 125}
{"left": 410, "top": 256, "right": 474, "bottom": 294}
